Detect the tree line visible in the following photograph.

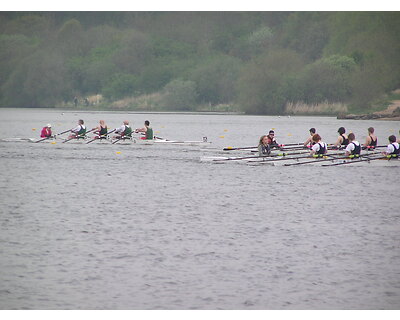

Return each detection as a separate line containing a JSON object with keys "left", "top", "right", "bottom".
{"left": 0, "top": 12, "right": 399, "bottom": 114}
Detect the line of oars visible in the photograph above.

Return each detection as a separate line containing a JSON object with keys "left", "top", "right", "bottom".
{"left": 283, "top": 153, "right": 386, "bottom": 167}
{"left": 86, "top": 129, "right": 116, "bottom": 144}
{"left": 322, "top": 154, "right": 391, "bottom": 167}
{"left": 62, "top": 128, "right": 96, "bottom": 143}
{"left": 213, "top": 150, "right": 345, "bottom": 162}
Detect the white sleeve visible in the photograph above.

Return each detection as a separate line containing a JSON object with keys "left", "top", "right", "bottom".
{"left": 311, "top": 144, "right": 319, "bottom": 153}
{"left": 345, "top": 144, "right": 354, "bottom": 153}
{"left": 386, "top": 144, "right": 394, "bottom": 154}
{"left": 115, "top": 125, "right": 124, "bottom": 133}
{"left": 71, "top": 125, "right": 81, "bottom": 133}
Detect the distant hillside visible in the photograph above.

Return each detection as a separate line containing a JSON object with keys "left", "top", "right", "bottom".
{"left": 1, "top": 12, "right": 399, "bottom": 114}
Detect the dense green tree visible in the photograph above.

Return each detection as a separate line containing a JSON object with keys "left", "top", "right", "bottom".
{"left": 189, "top": 55, "right": 241, "bottom": 104}
{"left": 237, "top": 49, "right": 305, "bottom": 114}
{"left": 161, "top": 79, "right": 198, "bottom": 111}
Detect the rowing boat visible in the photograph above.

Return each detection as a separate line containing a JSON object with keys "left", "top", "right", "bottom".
{"left": 26, "top": 136, "right": 212, "bottom": 146}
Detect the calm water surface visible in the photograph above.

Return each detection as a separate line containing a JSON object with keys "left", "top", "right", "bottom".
{"left": 0, "top": 108, "right": 399, "bottom": 309}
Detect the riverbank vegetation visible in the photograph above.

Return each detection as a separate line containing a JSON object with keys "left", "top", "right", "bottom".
{"left": 1, "top": 12, "right": 399, "bottom": 115}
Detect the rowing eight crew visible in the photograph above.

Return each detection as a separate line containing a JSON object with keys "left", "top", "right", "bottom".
{"left": 311, "top": 132, "right": 399, "bottom": 159}
{"left": 56, "top": 119, "right": 155, "bottom": 140}
{"left": 259, "top": 130, "right": 399, "bottom": 159}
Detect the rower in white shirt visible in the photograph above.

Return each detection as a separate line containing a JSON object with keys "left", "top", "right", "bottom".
{"left": 114, "top": 120, "right": 132, "bottom": 139}
{"left": 345, "top": 133, "right": 361, "bottom": 158}
{"left": 383, "top": 135, "right": 400, "bottom": 159}
{"left": 68, "top": 119, "right": 86, "bottom": 139}
{"left": 310, "top": 134, "right": 327, "bottom": 157}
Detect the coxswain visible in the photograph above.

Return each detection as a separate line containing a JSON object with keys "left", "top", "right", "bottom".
{"left": 303, "top": 127, "right": 316, "bottom": 147}
{"left": 68, "top": 119, "right": 86, "bottom": 139}
{"left": 258, "top": 135, "right": 271, "bottom": 156}
{"left": 266, "top": 130, "right": 279, "bottom": 148}
{"left": 40, "top": 124, "right": 53, "bottom": 138}
{"left": 115, "top": 120, "right": 132, "bottom": 139}
{"left": 334, "top": 127, "right": 349, "bottom": 147}
{"left": 383, "top": 135, "right": 400, "bottom": 159}
{"left": 92, "top": 120, "right": 108, "bottom": 139}
{"left": 363, "top": 127, "right": 377, "bottom": 150}
{"left": 310, "top": 134, "right": 327, "bottom": 157}
{"left": 135, "top": 120, "right": 154, "bottom": 140}
{"left": 345, "top": 133, "right": 361, "bottom": 158}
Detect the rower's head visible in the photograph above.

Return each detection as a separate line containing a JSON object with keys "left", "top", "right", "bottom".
{"left": 389, "top": 135, "right": 396, "bottom": 143}
{"left": 312, "top": 134, "right": 321, "bottom": 143}
{"left": 338, "top": 127, "right": 346, "bottom": 135}
{"left": 145, "top": 120, "right": 150, "bottom": 126}
{"left": 268, "top": 130, "right": 275, "bottom": 137}
{"left": 123, "top": 120, "right": 129, "bottom": 125}
{"left": 368, "top": 127, "right": 374, "bottom": 134}
{"left": 47, "top": 123, "right": 51, "bottom": 128}
{"left": 259, "top": 135, "right": 268, "bottom": 145}
{"left": 348, "top": 133, "right": 355, "bottom": 141}
{"left": 309, "top": 128, "right": 316, "bottom": 135}
{"left": 99, "top": 120, "right": 105, "bottom": 126}
{"left": 78, "top": 119, "right": 84, "bottom": 125}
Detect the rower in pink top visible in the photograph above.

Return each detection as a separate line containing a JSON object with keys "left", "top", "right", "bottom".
{"left": 40, "top": 124, "right": 53, "bottom": 138}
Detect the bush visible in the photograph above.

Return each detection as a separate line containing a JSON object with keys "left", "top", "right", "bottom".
{"left": 102, "top": 73, "right": 139, "bottom": 100}
{"left": 160, "top": 79, "right": 198, "bottom": 111}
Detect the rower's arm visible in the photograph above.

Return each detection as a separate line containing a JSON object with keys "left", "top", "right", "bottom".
{"left": 303, "top": 136, "right": 312, "bottom": 146}
{"left": 363, "top": 136, "right": 371, "bottom": 147}
{"left": 334, "top": 136, "right": 342, "bottom": 147}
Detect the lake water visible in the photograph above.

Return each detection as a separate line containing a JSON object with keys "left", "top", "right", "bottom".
{"left": 0, "top": 108, "right": 399, "bottom": 309}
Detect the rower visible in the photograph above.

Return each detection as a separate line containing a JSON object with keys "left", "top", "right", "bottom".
{"left": 363, "top": 127, "right": 377, "bottom": 150}
{"left": 68, "top": 119, "right": 86, "bottom": 139}
{"left": 135, "top": 120, "right": 154, "bottom": 140}
{"left": 40, "top": 124, "right": 53, "bottom": 138}
{"left": 310, "top": 134, "right": 327, "bottom": 158}
{"left": 334, "top": 127, "right": 349, "bottom": 148}
{"left": 266, "top": 130, "right": 279, "bottom": 148}
{"left": 345, "top": 133, "right": 361, "bottom": 158}
{"left": 92, "top": 120, "right": 108, "bottom": 139}
{"left": 303, "top": 127, "right": 316, "bottom": 147}
{"left": 258, "top": 135, "right": 271, "bottom": 156}
{"left": 383, "top": 135, "right": 400, "bottom": 159}
{"left": 115, "top": 120, "right": 132, "bottom": 140}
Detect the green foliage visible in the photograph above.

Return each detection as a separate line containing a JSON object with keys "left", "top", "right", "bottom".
{"left": 161, "top": 79, "right": 198, "bottom": 111}
{"left": 287, "top": 55, "right": 357, "bottom": 104}
{"left": 237, "top": 49, "right": 305, "bottom": 114}
{"left": 102, "top": 73, "right": 138, "bottom": 100}
{"left": 1, "top": 50, "right": 71, "bottom": 107}
{"left": 189, "top": 55, "right": 241, "bottom": 104}
{"left": 0, "top": 11, "right": 399, "bottom": 113}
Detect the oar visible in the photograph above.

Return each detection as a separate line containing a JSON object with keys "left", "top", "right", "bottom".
{"left": 223, "top": 143, "right": 303, "bottom": 151}
{"left": 215, "top": 151, "right": 345, "bottom": 163}
{"left": 62, "top": 128, "right": 95, "bottom": 143}
{"left": 86, "top": 129, "right": 116, "bottom": 144}
{"left": 277, "top": 143, "right": 303, "bottom": 147}
{"left": 35, "top": 128, "right": 71, "bottom": 143}
{"left": 264, "top": 153, "right": 343, "bottom": 162}
{"left": 112, "top": 134, "right": 133, "bottom": 144}
{"left": 283, "top": 153, "right": 356, "bottom": 166}
{"left": 213, "top": 152, "right": 292, "bottom": 162}
{"left": 223, "top": 146, "right": 256, "bottom": 151}
{"left": 322, "top": 155, "right": 388, "bottom": 167}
